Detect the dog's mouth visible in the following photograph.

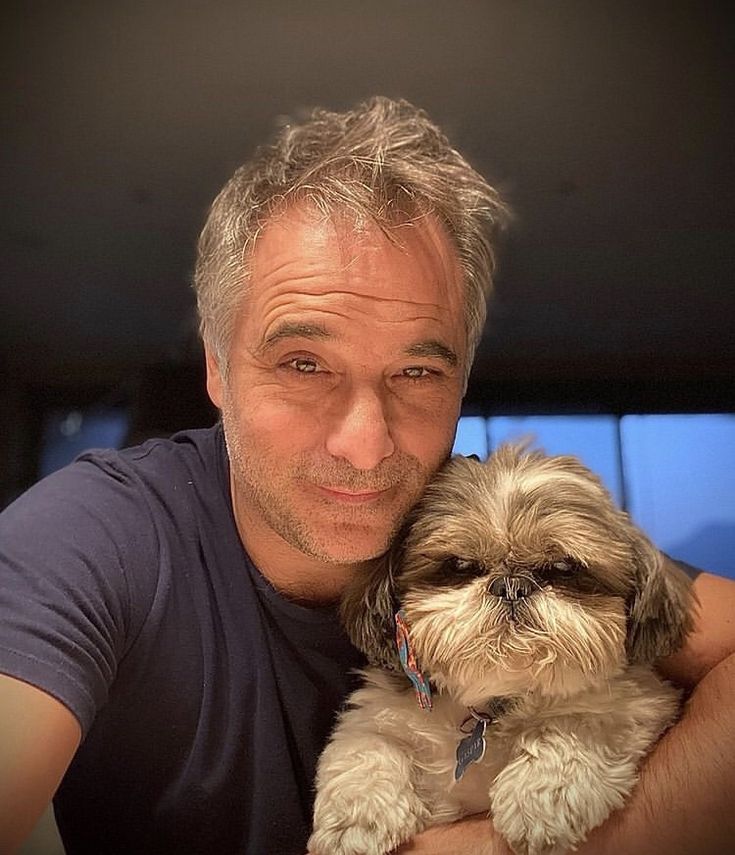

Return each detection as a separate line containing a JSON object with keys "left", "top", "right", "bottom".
{"left": 505, "top": 599, "right": 526, "bottom": 624}
{"left": 489, "top": 598, "right": 540, "bottom": 636}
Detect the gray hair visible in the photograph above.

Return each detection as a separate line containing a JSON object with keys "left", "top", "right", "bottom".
{"left": 193, "top": 96, "right": 509, "bottom": 377}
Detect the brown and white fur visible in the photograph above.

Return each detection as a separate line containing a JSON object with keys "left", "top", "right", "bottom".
{"left": 308, "top": 446, "right": 694, "bottom": 855}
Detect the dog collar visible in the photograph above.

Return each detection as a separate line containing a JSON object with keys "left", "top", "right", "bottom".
{"left": 394, "top": 609, "right": 433, "bottom": 711}
{"left": 465, "top": 697, "right": 514, "bottom": 726}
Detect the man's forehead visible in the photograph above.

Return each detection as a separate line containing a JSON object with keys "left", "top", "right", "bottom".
{"left": 236, "top": 201, "right": 468, "bottom": 364}
{"left": 249, "top": 202, "right": 462, "bottom": 285}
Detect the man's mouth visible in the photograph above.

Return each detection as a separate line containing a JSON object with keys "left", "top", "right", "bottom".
{"left": 315, "top": 485, "right": 391, "bottom": 503}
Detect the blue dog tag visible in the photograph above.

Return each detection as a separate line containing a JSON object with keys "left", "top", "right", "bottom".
{"left": 454, "top": 718, "right": 487, "bottom": 781}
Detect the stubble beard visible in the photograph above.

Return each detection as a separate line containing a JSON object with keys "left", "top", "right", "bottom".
{"left": 219, "top": 403, "right": 438, "bottom": 566}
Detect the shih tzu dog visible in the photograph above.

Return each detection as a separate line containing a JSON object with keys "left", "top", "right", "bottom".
{"left": 308, "top": 446, "right": 694, "bottom": 855}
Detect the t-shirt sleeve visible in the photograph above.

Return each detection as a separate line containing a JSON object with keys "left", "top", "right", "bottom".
{"left": 0, "top": 454, "right": 157, "bottom": 738}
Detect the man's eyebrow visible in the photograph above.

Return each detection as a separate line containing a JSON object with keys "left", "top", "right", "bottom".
{"left": 259, "top": 322, "right": 332, "bottom": 352}
{"left": 258, "top": 326, "right": 457, "bottom": 366}
{"left": 404, "top": 340, "right": 458, "bottom": 367}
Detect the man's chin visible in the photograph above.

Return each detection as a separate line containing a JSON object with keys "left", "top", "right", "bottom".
{"left": 297, "top": 523, "right": 393, "bottom": 566}
{"left": 305, "top": 542, "right": 389, "bottom": 566}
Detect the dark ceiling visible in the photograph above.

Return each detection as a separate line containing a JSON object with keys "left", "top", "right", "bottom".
{"left": 3, "top": 1, "right": 733, "bottom": 415}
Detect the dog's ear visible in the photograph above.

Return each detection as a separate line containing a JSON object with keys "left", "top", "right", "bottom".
{"left": 340, "top": 546, "right": 403, "bottom": 672}
{"left": 625, "top": 531, "right": 695, "bottom": 664}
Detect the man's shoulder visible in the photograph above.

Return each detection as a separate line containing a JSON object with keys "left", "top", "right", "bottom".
{"left": 1, "top": 423, "right": 228, "bottom": 546}
{"left": 81, "top": 423, "right": 224, "bottom": 481}
{"left": 0, "top": 422, "right": 233, "bottom": 737}
{"left": 64, "top": 423, "right": 227, "bottom": 510}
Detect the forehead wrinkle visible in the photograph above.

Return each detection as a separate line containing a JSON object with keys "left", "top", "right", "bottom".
{"left": 260, "top": 288, "right": 450, "bottom": 334}
{"left": 254, "top": 298, "right": 455, "bottom": 358}
{"left": 328, "top": 289, "right": 445, "bottom": 310}
{"left": 268, "top": 285, "right": 448, "bottom": 313}
{"left": 335, "top": 227, "right": 460, "bottom": 308}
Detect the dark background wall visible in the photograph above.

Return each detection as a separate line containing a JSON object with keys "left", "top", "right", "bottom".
{"left": 2, "top": 1, "right": 733, "bottom": 505}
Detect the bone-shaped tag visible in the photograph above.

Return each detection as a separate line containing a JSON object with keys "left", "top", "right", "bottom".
{"left": 454, "top": 718, "right": 487, "bottom": 780}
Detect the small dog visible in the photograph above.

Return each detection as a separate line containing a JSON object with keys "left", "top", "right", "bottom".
{"left": 309, "top": 446, "right": 694, "bottom": 855}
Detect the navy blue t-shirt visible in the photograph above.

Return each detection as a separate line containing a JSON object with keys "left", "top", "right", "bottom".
{"left": 0, "top": 425, "right": 365, "bottom": 854}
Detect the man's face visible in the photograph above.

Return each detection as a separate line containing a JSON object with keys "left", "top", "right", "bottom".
{"left": 206, "top": 204, "right": 467, "bottom": 573}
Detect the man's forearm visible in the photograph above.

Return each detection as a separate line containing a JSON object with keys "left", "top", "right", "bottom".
{"left": 580, "top": 651, "right": 735, "bottom": 854}
{"left": 402, "top": 653, "right": 735, "bottom": 855}
{"left": 395, "top": 813, "right": 510, "bottom": 855}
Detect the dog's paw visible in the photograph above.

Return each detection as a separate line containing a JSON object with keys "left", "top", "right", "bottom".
{"left": 490, "top": 747, "right": 635, "bottom": 855}
{"left": 308, "top": 787, "right": 428, "bottom": 855}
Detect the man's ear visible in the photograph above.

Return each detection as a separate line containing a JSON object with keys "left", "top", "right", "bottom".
{"left": 204, "top": 344, "right": 224, "bottom": 409}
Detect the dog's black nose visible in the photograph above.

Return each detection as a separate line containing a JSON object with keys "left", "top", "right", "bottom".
{"left": 488, "top": 575, "right": 534, "bottom": 601}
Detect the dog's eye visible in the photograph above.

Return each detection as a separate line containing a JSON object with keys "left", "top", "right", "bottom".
{"left": 445, "top": 557, "right": 486, "bottom": 578}
{"left": 545, "top": 557, "right": 580, "bottom": 575}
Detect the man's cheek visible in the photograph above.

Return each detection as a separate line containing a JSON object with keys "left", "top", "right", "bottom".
{"left": 393, "top": 417, "right": 457, "bottom": 466}
{"left": 242, "top": 402, "right": 324, "bottom": 450}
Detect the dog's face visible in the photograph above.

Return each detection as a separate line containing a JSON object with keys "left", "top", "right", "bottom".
{"left": 342, "top": 446, "right": 693, "bottom": 705}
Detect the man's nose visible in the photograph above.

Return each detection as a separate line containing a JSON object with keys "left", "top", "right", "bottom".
{"left": 325, "top": 385, "right": 395, "bottom": 470}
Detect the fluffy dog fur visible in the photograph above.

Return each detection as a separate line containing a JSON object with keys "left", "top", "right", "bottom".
{"left": 308, "top": 446, "right": 694, "bottom": 855}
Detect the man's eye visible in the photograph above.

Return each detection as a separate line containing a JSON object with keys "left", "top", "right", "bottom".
{"left": 401, "top": 366, "right": 431, "bottom": 379}
{"left": 287, "top": 357, "right": 319, "bottom": 374}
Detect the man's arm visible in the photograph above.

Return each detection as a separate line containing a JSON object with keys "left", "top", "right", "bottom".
{"left": 0, "top": 674, "right": 81, "bottom": 853}
{"left": 398, "top": 570, "right": 735, "bottom": 855}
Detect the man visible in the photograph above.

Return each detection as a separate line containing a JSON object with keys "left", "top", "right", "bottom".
{"left": 1, "top": 97, "right": 733, "bottom": 855}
